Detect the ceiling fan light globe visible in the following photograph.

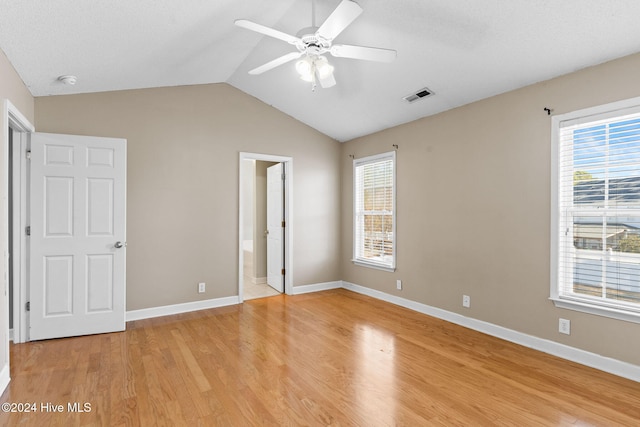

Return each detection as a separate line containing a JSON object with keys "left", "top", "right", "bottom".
{"left": 299, "top": 73, "right": 314, "bottom": 82}
{"left": 315, "top": 56, "right": 334, "bottom": 79}
{"left": 296, "top": 58, "right": 313, "bottom": 78}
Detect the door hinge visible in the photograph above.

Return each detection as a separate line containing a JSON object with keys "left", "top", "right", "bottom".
{"left": 26, "top": 150, "right": 31, "bottom": 159}
{"left": 25, "top": 226, "right": 31, "bottom": 236}
{"left": 281, "top": 220, "right": 286, "bottom": 228}
{"left": 281, "top": 268, "right": 286, "bottom": 276}
{"left": 26, "top": 301, "right": 30, "bottom": 312}
{"left": 281, "top": 173, "right": 286, "bottom": 181}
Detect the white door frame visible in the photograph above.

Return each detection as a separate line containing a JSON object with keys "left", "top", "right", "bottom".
{"left": 238, "top": 152, "right": 293, "bottom": 302}
{"left": 4, "top": 100, "right": 34, "bottom": 347}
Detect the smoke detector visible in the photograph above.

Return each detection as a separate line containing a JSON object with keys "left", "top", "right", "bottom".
{"left": 58, "top": 75, "right": 77, "bottom": 85}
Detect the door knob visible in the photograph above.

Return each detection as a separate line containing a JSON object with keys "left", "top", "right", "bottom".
{"left": 264, "top": 230, "right": 269, "bottom": 236}
{"left": 114, "top": 241, "right": 126, "bottom": 249}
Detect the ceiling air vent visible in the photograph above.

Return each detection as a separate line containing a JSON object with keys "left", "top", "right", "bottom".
{"left": 403, "top": 87, "right": 434, "bottom": 103}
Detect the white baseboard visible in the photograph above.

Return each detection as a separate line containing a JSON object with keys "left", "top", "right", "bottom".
{"left": 126, "top": 296, "right": 240, "bottom": 322}
{"left": 292, "top": 281, "right": 343, "bottom": 295}
{"left": 8, "top": 328, "right": 13, "bottom": 342}
{"left": 342, "top": 281, "right": 640, "bottom": 383}
{"left": 0, "top": 364, "right": 10, "bottom": 396}
{"left": 252, "top": 277, "right": 267, "bottom": 285}
{"left": 125, "top": 280, "right": 341, "bottom": 322}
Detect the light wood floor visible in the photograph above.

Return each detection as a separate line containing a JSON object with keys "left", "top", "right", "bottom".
{"left": 2, "top": 289, "right": 639, "bottom": 426}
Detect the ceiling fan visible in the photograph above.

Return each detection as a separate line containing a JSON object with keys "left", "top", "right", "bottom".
{"left": 235, "top": 0, "right": 396, "bottom": 90}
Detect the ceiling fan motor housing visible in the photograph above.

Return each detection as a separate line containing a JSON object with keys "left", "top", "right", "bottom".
{"left": 296, "top": 27, "right": 331, "bottom": 54}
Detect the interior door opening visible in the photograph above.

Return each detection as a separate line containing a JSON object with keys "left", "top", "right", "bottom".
{"left": 8, "top": 127, "right": 14, "bottom": 336}
{"left": 7, "top": 104, "right": 34, "bottom": 345}
{"left": 238, "top": 153, "right": 292, "bottom": 302}
{"left": 7, "top": 126, "right": 24, "bottom": 340}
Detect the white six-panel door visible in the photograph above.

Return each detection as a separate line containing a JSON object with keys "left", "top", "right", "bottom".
{"left": 29, "top": 133, "right": 126, "bottom": 340}
{"left": 266, "top": 163, "right": 284, "bottom": 293}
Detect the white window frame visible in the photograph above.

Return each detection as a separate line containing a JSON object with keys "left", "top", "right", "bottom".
{"left": 551, "top": 95, "right": 640, "bottom": 323}
{"left": 353, "top": 151, "right": 396, "bottom": 272}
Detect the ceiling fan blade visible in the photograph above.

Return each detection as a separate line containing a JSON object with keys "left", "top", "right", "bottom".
{"left": 330, "top": 44, "right": 397, "bottom": 62}
{"left": 235, "top": 19, "right": 301, "bottom": 45}
{"left": 316, "top": 0, "right": 363, "bottom": 41}
{"left": 248, "top": 52, "right": 303, "bottom": 75}
{"left": 318, "top": 70, "right": 336, "bottom": 88}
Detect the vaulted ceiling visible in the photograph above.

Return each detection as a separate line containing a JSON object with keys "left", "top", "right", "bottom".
{"left": 2, "top": 0, "right": 640, "bottom": 141}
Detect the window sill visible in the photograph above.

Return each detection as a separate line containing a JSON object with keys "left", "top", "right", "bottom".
{"left": 352, "top": 259, "right": 395, "bottom": 272}
{"left": 550, "top": 297, "right": 640, "bottom": 324}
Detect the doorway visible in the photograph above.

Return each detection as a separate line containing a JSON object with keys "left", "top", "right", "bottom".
{"left": 238, "top": 153, "right": 292, "bottom": 302}
{"left": 5, "top": 102, "right": 34, "bottom": 344}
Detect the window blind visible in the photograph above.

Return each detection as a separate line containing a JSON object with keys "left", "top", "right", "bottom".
{"left": 557, "top": 106, "right": 640, "bottom": 314}
{"left": 354, "top": 152, "right": 396, "bottom": 270}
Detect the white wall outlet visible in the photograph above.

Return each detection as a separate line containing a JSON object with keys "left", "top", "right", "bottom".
{"left": 198, "top": 282, "right": 206, "bottom": 293}
{"left": 559, "top": 318, "right": 571, "bottom": 335}
{"left": 396, "top": 280, "right": 402, "bottom": 290}
{"left": 462, "top": 295, "right": 470, "bottom": 308}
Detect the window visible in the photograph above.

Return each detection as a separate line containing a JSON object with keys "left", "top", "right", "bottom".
{"left": 551, "top": 97, "right": 640, "bottom": 323}
{"left": 353, "top": 152, "right": 396, "bottom": 271}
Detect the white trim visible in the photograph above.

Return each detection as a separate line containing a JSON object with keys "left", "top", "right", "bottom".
{"left": 292, "top": 281, "right": 342, "bottom": 295}
{"left": 5, "top": 100, "right": 34, "bottom": 133}
{"left": 238, "top": 152, "right": 293, "bottom": 303}
{"left": 10, "top": 129, "right": 29, "bottom": 344}
{"left": 556, "top": 95, "right": 640, "bottom": 125}
{"left": 126, "top": 296, "right": 240, "bottom": 322}
{"left": 353, "top": 151, "right": 396, "bottom": 166}
{"left": 2, "top": 100, "right": 34, "bottom": 397}
{"left": 550, "top": 113, "right": 561, "bottom": 303}
{"left": 353, "top": 151, "right": 397, "bottom": 271}
{"left": 126, "top": 281, "right": 342, "bottom": 321}
{"left": 8, "top": 329, "right": 13, "bottom": 342}
{"left": 550, "top": 96, "right": 640, "bottom": 323}
{"left": 127, "top": 280, "right": 342, "bottom": 321}
{"left": 550, "top": 297, "right": 640, "bottom": 324}
{"left": 252, "top": 276, "right": 267, "bottom": 285}
{"left": 342, "top": 281, "right": 640, "bottom": 383}
{"left": 6, "top": 100, "right": 34, "bottom": 345}
{"left": 352, "top": 259, "right": 396, "bottom": 272}
{"left": 0, "top": 364, "right": 9, "bottom": 395}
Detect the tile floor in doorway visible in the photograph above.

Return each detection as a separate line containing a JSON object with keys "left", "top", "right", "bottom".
{"left": 244, "top": 280, "right": 281, "bottom": 300}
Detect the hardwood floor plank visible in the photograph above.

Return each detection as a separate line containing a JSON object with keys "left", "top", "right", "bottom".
{"left": 1, "top": 289, "right": 639, "bottom": 426}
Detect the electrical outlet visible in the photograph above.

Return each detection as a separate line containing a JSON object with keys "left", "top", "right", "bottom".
{"left": 198, "top": 282, "right": 206, "bottom": 293}
{"left": 462, "top": 295, "right": 470, "bottom": 308}
{"left": 396, "top": 280, "right": 402, "bottom": 290}
{"left": 559, "top": 318, "right": 571, "bottom": 335}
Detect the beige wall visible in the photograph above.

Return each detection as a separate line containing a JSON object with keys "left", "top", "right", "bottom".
{"left": 0, "top": 50, "right": 34, "bottom": 122}
{"left": 0, "top": 48, "right": 34, "bottom": 385}
{"left": 35, "top": 83, "right": 341, "bottom": 310}
{"left": 341, "top": 52, "right": 640, "bottom": 366}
